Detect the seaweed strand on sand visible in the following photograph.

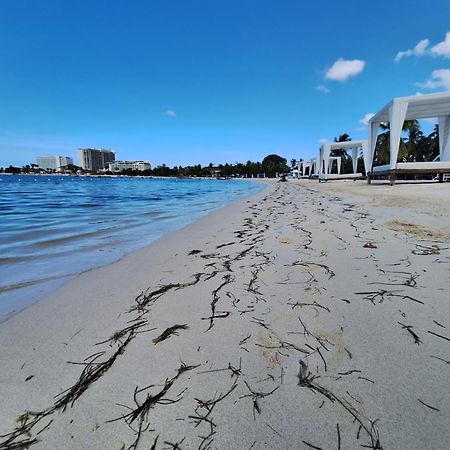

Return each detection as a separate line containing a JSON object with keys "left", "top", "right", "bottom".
{"left": 296, "top": 360, "right": 382, "bottom": 449}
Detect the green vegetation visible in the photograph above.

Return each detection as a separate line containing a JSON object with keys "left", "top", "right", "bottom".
{"left": 0, "top": 123, "right": 441, "bottom": 177}
{"left": 329, "top": 122, "right": 440, "bottom": 174}
{"left": 374, "top": 120, "right": 439, "bottom": 165}
{"left": 1, "top": 154, "right": 289, "bottom": 178}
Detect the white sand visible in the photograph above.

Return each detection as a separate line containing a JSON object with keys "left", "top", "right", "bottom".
{"left": 1, "top": 180, "right": 449, "bottom": 449}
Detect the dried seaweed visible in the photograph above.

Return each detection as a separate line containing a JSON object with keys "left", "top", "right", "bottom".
{"left": 302, "top": 440, "right": 322, "bottom": 449}
{"left": 286, "top": 260, "right": 335, "bottom": 279}
{"left": 189, "top": 380, "right": 238, "bottom": 448}
{"left": 133, "top": 273, "right": 204, "bottom": 312}
{"left": 96, "top": 320, "right": 150, "bottom": 346}
{"left": 354, "top": 289, "right": 424, "bottom": 305}
{"left": 240, "top": 381, "right": 280, "bottom": 420}
{"left": 114, "top": 362, "right": 198, "bottom": 427}
{"left": 418, "top": 399, "right": 440, "bottom": 411}
{"left": 204, "top": 274, "right": 234, "bottom": 331}
{"left": 398, "top": 322, "right": 422, "bottom": 345}
{"left": 0, "top": 331, "right": 136, "bottom": 449}
{"left": 297, "top": 360, "right": 381, "bottom": 449}
{"left": 427, "top": 330, "right": 450, "bottom": 343}
{"left": 153, "top": 324, "right": 189, "bottom": 344}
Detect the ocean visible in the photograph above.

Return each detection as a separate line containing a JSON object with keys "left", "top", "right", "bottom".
{"left": 0, "top": 175, "right": 264, "bottom": 321}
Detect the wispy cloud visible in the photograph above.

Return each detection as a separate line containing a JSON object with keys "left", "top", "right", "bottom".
{"left": 395, "top": 32, "right": 450, "bottom": 61}
{"left": 417, "top": 69, "right": 450, "bottom": 90}
{"left": 431, "top": 32, "right": 450, "bottom": 58}
{"left": 359, "top": 112, "right": 375, "bottom": 126}
{"left": 319, "top": 138, "right": 328, "bottom": 144}
{"left": 395, "top": 39, "right": 429, "bottom": 62}
{"left": 325, "top": 58, "right": 365, "bottom": 82}
{"left": 315, "top": 84, "right": 330, "bottom": 94}
{"left": 163, "top": 110, "right": 176, "bottom": 117}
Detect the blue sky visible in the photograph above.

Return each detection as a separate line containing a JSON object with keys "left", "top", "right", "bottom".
{"left": 1, "top": 0, "right": 450, "bottom": 168}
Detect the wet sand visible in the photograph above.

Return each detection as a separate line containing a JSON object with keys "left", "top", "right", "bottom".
{"left": 0, "top": 180, "right": 449, "bottom": 449}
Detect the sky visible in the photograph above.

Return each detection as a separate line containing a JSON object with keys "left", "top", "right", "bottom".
{"left": 1, "top": 0, "right": 450, "bottom": 168}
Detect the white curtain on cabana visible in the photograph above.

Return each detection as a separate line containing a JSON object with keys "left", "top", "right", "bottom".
{"left": 438, "top": 115, "right": 450, "bottom": 161}
{"left": 389, "top": 100, "right": 408, "bottom": 169}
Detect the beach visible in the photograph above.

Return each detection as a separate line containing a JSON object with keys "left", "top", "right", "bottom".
{"left": 1, "top": 179, "right": 449, "bottom": 449}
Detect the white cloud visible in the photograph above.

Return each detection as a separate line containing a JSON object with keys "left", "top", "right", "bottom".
{"left": 359, "top": 112, "right": 375, "bottom": 126}
{"left": 164, "top": 110, "right": 176, "bottom": 117}
{"left": 395, "top": 32, "right": 450, "bottom": 61}
{"left": 319, "top": 138, "right": 328, "bottom": 144}
{"left": 417, "top": 69, "right": 450, "bottom": 90}
{"left": 431, "top": 32, "right": 450, "bottom": 58}
{"left": 395, "top": 38, "right": 430, "bottom": 62}
{"left": 315, "top": 84, "right": 330, "bottom": 94}
{"left": 325, "top": 58, "right": 365, "bottom": 82}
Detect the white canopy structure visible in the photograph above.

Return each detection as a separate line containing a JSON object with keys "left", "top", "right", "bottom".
{"left": 291, "top": 158, "right": 303, "bottom": 178}
{"left": 301, "top": 157, "right": 318, "bottom": 178}
{"left": 318, "top": 140, "right": 368, "bottom": 181}
{"left": 367, "top": 91, "right": 450, "bottom": 184}
{"left": 326, "top": 156, "right": 342, "bottom": 176}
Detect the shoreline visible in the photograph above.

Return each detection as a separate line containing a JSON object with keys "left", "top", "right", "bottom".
{"left": 0, "top": 180, "right": 449, "bottom": 449}
{"left": 0, "top": 177, "right": 265, "bottom": 323}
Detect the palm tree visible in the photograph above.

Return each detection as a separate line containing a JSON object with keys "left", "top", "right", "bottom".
{"left": 331, "top": 133, "right": 351, "bottom": 157}
{"left": 334, "top": 133, "right": 351, "bottom": 143}
{"left": 405, "top": 120, "right": 423, "bottom": 161}
{"left": 331, "top": 133, "right": 352, "bottom": 172}
{"left": 419, "top": 124, "right": 440, "bottom": 161}
{"left": 374, "top": 120, "right": 420, "bottom": 165}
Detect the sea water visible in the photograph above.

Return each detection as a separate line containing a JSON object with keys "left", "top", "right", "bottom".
{"left": 0, "top": 175, "right": 264, "bottom": 321}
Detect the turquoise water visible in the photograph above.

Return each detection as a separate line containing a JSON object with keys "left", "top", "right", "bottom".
{"left": 0, "top": 175, "right": 264, "bottom": 320}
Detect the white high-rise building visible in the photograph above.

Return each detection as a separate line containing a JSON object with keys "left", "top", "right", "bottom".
{"left": 36, "top": 156, "right": 74, "bottom": 172}
{"left": 109, "top": 161, "right": 151, "bottom": 172}
{"left": 78, "top": 148, "right": 115, "bottom": 171}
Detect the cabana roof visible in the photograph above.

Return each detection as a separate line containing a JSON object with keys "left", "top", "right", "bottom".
{"left": 320, "top": 139, "right": 368, "bottom": 150}
{"left": 370, "top": 91, "right": 450, "bottom": 123}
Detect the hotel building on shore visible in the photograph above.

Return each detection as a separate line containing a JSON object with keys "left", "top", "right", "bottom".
{"left": 79, "top": 148, "right": 115, "bottom": 171}
{"left": 36, "top": 156, "right": 74, "bottom": 171}
{"left": 108, "top": 160, "right": 152, "bottom": 172}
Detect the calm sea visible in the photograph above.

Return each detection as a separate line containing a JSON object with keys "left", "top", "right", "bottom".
{"left": 0, "top": 175, "right": 264, "bottom": 321}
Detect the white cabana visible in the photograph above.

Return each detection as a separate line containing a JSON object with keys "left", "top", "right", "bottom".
{"left": 301, "top": 160, "right": 310, "bottom": 177}
{"left": 290, "top": 159, "right": 302, "bottom": 178}
{"left": 318, "top": 140, "right": 368, "bottom": 181}
{"left": 367, "top": 91, "right": 450, "bottom": 184}
{"left": 301, "top": 157, "right": 318, "bottom": 178}
{"left": 326, "top": 156, "right": 342, "bottom": 176}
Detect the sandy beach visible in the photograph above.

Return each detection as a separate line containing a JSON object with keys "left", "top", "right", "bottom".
{"left": 1, "top": 180, "right": 449, "bottom": 450}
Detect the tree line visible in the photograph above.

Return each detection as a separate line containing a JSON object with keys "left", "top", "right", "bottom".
{"left": 1, "top": 154, "right": 290, "bottom": 178}
{"left": 2, "top": 123, "right": 441, "bottom": 177}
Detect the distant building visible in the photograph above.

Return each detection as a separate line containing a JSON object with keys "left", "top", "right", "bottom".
{"left": 79, "top": 148, "right": 115, "bottom": 171}
{"left": 37, "top": 156, "right": 73, "bottom": 172}
{"left": 109, "top": 161, "right": 152, "bottom": 172}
